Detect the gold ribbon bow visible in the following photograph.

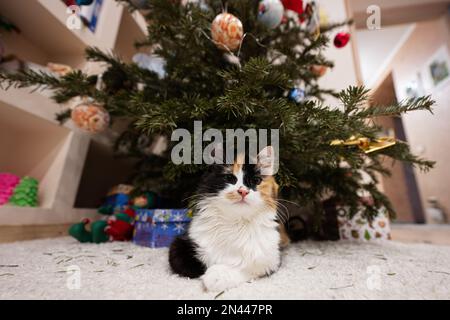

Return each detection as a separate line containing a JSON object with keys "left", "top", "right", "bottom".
{"left": 330, "top": 136, "right": 396, "bottom": 154}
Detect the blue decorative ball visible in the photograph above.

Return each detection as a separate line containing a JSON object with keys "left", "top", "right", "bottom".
{"left": 257, "top": 0, "right": 284, "bottom": 29}
{"left": 289, "top": 87, "right": 306, "bottom": 103}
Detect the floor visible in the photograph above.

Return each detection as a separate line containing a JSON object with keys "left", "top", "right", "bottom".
{"left": 1, "top": 237, "right": 449, "bottom": 299}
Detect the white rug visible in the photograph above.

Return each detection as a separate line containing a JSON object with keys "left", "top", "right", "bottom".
{"left": 1, "top": 237, "right": 449, "bottom": 299}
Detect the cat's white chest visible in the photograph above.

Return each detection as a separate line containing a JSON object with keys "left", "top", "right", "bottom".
{"left": 189, "top": 208, "right": 281, "bottom": 277}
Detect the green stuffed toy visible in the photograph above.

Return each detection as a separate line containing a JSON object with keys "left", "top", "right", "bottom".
{"left": 68, "top": 218, "right": 109, "bottom": 243}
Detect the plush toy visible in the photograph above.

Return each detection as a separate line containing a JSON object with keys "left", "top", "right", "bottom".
{"left": 105, "top": 210, "right": 136, "bottom": 241}
{"left": 69, "top": 188, "right": 164, "bottom": 243}
{"left": 68, "top": 218, "right": 109, "bottom": 243}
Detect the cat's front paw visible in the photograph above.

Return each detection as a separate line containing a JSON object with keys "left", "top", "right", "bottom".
{"left": 202, "top": 265, "right": 248, "bottom": 292}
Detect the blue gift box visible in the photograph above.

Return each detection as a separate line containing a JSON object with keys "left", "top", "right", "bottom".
{"left": 133, "top": 209, "right": 193, "bottom": 248}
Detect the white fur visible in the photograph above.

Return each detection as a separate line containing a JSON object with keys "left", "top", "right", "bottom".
{"left": 189, "top": 166, "right": 281, "bottom": 292}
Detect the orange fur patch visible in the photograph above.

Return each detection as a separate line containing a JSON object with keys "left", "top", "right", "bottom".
{"left": 232, "top": 154, "right": 245, "bottom": 175}
{"left": 257, "top": 177, "right": 278, "bottom": 210}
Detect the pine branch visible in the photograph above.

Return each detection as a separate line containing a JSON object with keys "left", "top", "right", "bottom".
{"left": 358, "top": 96, "right": 434, "bottom": 118}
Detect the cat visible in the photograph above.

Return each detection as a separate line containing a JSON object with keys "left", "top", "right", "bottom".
{"left": 169, "top": 146, "right": 289, "bottom": 292}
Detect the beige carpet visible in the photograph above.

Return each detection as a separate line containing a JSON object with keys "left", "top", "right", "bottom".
{"left": 1, "top": 237, "right": 449, "bottom": 299}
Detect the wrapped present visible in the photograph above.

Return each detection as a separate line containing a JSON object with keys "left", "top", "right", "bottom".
{"left": 133, "top": 209, "right": 193, "bottom": 248}
{"left": 337, "top": 206, "right": 391, "bottom": 241}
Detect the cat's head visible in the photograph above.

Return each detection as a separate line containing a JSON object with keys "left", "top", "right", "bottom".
{"left": 196, "top": 146, "right": 278, "bottom": 215}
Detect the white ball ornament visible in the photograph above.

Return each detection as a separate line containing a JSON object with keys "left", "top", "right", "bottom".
{"left": 257, "top": 0, "right": 284, "bottom": 29}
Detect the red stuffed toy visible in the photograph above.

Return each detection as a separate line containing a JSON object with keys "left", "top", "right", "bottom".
{"left": 105, "top": 207, "right": 136, "bottom": 241}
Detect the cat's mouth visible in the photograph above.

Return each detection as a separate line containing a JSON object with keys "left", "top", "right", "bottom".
{"left": 235, "top": 199, "right": 249, "bottom": 205}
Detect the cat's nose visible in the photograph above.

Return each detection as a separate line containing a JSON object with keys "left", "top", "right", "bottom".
{"left": 237, "top": 187, "right": 249, "bottom": 198}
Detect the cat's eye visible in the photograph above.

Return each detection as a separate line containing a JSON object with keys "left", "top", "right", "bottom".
{"left": 253, "top": 177, "right": 262, "bottom": 185}
{"left": 224, "top": 174, "right": 237, "bottom": 184}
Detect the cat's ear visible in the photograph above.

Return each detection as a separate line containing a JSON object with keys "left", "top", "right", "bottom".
{"left": 257, "top": 146, "right": 276, "bottom": 176}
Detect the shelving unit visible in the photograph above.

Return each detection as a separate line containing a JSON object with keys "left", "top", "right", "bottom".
{"left": 0, "top": 0, "right": 148, "bottom": 227}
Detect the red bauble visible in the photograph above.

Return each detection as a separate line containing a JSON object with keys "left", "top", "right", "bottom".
{"left": 281, "top": 0, "right": 303, "bottom": 15}
{"left": 334, "top": 32, "right": 351, "bottom": 48}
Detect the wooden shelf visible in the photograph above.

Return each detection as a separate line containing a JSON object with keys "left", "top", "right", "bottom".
{"left": 0, "top": 0, "right": 146, "bottom": 227}
{"left": 114, "top": 9, "right": 149, "bottom": 62}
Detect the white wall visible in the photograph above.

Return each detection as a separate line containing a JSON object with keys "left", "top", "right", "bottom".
{"left": 356, "top": 24, "right": 415, "bottom": 87}
{"left": 319, "top": 0, "right": 360, "bottom": 105}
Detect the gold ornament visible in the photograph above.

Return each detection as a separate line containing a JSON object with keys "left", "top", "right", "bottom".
{"left": 330, "top": 136, "right": 396, "bottom": 154}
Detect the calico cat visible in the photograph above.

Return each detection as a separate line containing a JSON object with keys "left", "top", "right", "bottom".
{"left": 169, "top": 146, "right": 288, "bottom": 292}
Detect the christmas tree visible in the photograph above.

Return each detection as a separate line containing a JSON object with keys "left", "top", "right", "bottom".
{"left": 0, "top": 0, "right": 434, "bottom": 230}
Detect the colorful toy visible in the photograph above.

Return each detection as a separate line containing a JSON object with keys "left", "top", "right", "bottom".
{"left": 0, "top": 173, "right": 20, "bottom": 205}
{"left": 68, "top": 218, "right": 109, "bottom": 243}
{"left": 105, "top": 209, "right": 136, "bottom": 241}
{"left": 8, "top": 176, "right": 39, "bottom": 207}
{"left": 98, "top": 184, "right": 134, "bottom": 215}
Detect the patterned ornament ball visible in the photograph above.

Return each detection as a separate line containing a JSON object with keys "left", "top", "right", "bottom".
{"left": 334, "top": 32, "right": 351, "bottom": 48}
{"left": 71, "top": 103, "right": 110, "bottom": 133}
{"left": 211, "top": 13, "right": 244, "bottom": 51}
{"left": 311, "top": 64, "right": 328, "bottom": 77}
{"left": 258, "top": 0, "right": 284, "bottom": 29}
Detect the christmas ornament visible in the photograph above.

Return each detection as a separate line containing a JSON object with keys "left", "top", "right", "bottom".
{"left": 288, "top": 87, "right": 306, "bottom": 103}
{"left": 71, "top": 102, "right": 110, "bottom": 133}
{"left": 305, "top": 1, "right": 320, "bottom": 39}
{"left": 310, "top": 64, "right": 328, "bottom": 77}
{"left": 330, "top": 136, "right": 396, "bottom": 154}
{"left": 76, "top": 0, "right": 94, "bottom": 6}
{"left": 281, "top": 0, "right": 304, "bottom": 16}
{"left": 8, "top": 177, "right": 39, "bottom": 207}
{"left": 211, "top": 12, "right": 243, "bottom": 51}
{"left": 258, "top": 0, "right": 284, "bottom": 29}
{"left": 334, "top": 32, "right": 350, "bottom": 48}
{"left": 47, "top": 62, "right": 73, "bottom": 77}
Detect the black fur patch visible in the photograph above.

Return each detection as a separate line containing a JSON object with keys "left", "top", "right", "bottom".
{"left": 169, "top": 235, "right": 206, "bottom": 278}
{"left": 242, "top": 164, "right": 262, "bottom": 190}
